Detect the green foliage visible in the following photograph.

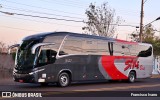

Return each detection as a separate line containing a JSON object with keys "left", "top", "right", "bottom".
{"left": 151, "top": 39, "right": 160, "bottom": 56}
{"left": 143, "top": 24, "right": 160, "bottom": 56}
{"left": 132, "top": 24, "right": 160, "bottom": 56}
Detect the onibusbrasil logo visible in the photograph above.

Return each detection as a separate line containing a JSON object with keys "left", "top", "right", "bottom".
{"left": 1, "top": 92, "right": 42, "bottom": 98}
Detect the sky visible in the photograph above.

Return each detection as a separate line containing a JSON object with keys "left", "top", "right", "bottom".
{"left": 0, "top": 0, "right": 160, "bottom": 45}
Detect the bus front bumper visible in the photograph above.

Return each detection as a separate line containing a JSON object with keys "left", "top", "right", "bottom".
{"left": 13, "top": 72, "right": 35, "bottom": 83}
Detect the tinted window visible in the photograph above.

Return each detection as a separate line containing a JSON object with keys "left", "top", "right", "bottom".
{"left": 113, "top": 43, "right": 131, "bottom": 56}
{"left": 61, "top": 37, "right": 111, "bottom": 55}
{"left": 129, "top": 45, "right": 137, "bottom": 56}
{"left": 82, "top": 39, "right": 98, "bottom": 54}
{"left": 60, "top": 37, "right": 82, "bottom": 55}
{"left": 43, "top": 35, "right": 64, "bottom": 44}
{"left": 137, "top": 46, "right": 152, "bottom": 57}
{"left": 112, "top": 43, "right": 152, "bottom": 57}
{"left": 37, "top": 46, "right": 57, "bottom": 66}
{"left": 43, "top": 35, "right": 64, "bottom": 51}
{"left": 16, "top": 40, "right": 40, "bottom": 69}
{"left": 97, "top": 41, "right": 110, "bottom": 55}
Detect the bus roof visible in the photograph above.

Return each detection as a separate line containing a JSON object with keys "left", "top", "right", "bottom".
{"left": 23, "top": 32, "right": 115, "bottom": 41}
{"left": 22, "top": 32, "right": 152, "bottom": 46}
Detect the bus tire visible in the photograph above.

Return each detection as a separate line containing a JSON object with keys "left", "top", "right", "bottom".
{"left": 128, "top": 71, "right": 136, "bottom": 83}
{"left": 57, "top": 72, "right": 70, "bottom": 87}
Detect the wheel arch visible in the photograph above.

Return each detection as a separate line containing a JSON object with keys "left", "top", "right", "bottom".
{"left": 56, "top": 69, "right": 72, "bottom": 81}
{"left": 128, "top": 70, "right": 137, "bottom": 79}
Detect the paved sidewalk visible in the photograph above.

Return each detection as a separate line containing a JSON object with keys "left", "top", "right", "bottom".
{"left": 151, "top": 74, "right": 160, "bottom": 78}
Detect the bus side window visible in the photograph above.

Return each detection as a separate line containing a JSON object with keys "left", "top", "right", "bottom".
{"left": 113, "top": 43, "right": 123, "bottom": 56}
{"left": 60, "top": 39, "right": 82, "bottom": 55}
{"left": 113, "top": 43, "right": 131, "bottom": 56}
{"left": 137, "top": 46, "right": 152, "bottom": 57}
{"left": 82, "top": 39, "right": 98, "bottom": 55}
{"left": 97, "top": 41, "right": 110, "bottom": 55}
{"left": 39, "top": 50, "right": 56, "bottom": 64}
{"left": 47, "top": 50, "right": 57, "bottom": 63}
{"left": 38, "top": 50, "right": 48, "bottom": 64}
{"left": 130, "top": 45, "right": 137, "bottom": 56}
{"left": 38, "top": 47, "right": 57, "bottom": 66}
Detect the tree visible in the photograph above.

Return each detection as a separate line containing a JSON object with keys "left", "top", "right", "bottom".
{"left": 131, "top": 24, "right": 160, "bottom": 56}
{"left": 143, "top": 24, "right": 155, "bottom": 42}
{"left": 82, "top": 2, "right": 120, "bottom": 37}
{"left": 152, "top": 39, "right": 160, "bottom": 56}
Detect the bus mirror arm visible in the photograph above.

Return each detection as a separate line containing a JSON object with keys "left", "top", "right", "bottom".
{"left": 31, "top": 43, "right": 55, "bottom": 54}
{"left": 8, "top": 44, "right": 20, "bottom": 54}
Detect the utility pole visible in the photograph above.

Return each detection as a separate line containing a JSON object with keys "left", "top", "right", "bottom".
{"left": 139, "top": 0, "right": 144, "bottom": 42}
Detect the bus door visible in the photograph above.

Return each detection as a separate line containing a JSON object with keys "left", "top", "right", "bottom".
{"left": 86, "top": 54, "right": 102, "bottom": 80}
{"left": 31, "top": 43, "right": 57, "bottom": 82}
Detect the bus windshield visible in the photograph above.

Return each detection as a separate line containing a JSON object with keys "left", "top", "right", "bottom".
{"left": 16, "top": 40, "right": 40, "bottom": 70}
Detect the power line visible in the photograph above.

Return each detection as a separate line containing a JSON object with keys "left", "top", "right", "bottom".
{"left": 0, "top": 15, "right": 83, "bottom": 27}
{"left": 118, "top": 24, "right": 139, "bottom": 28}
{"left": 2, "top": 6, "right": 85, "bottom": 20}
{"left": 3, "top": 0, "right": 84, "bottom": 16}
{"left": 0, "top": 11, "right": 84, "bottom": 22}
{"left": 0, "top": 25, "right": 44, "bottom": 32}
{"left": 39, "top": 0, "right": 140, "bottom": 16}
{"left": 38, "top": 0, "right": 86, "bottom": 9}
{"left": 4, "top": 0, "right": 139, "bottom": 17}
{"left": 0, "top": 10, "right": 139, "bottom": 28}
{"left": 3, "top": 5, "right": 138, "bottom": 20}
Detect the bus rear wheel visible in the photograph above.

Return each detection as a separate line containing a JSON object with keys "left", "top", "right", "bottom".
{"left": 128, "top": 71, "right": 136, "bottom": 83}
{"left": 57, "top": 72, "right": 70, "bottom": 87}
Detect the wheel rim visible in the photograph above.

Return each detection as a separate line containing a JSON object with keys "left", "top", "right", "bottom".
{"left": 60, "top": 75, "right": 68, "bottom": 86}
{"left": 130, "top": 74, "right": 135, "bottom": 82}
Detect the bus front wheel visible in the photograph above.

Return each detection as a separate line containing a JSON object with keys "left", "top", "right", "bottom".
{"left": 128, "top": 71, "right": 136, "bottom": 83}
{"left": 57, "top": 72, "right": 70, "bottom": 87}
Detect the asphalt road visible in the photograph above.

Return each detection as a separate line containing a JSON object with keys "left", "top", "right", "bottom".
{"left": 0, "top": 77, "right": 160, "bottom": 99}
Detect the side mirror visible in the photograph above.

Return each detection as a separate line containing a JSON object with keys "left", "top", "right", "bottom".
{"left": 31, "top": 43, "right": 55, "bottom": 54}
{"left": 59, "top": 51, "right": 68, "bottom": 55}
{"left": 8, "top": 44, "right": 20, "bottom": 54}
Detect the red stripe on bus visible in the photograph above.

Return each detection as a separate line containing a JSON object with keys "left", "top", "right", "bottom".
{"left": 116, "top": 39, "right": 138, "bottom": 45}
{"left": 101, "top": 56, "right": 136, "bottom": 79}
